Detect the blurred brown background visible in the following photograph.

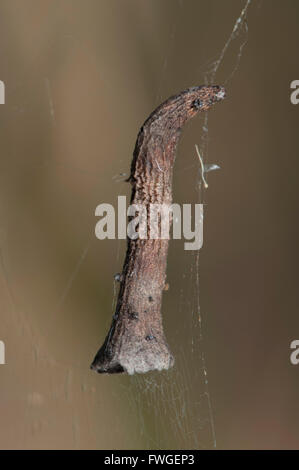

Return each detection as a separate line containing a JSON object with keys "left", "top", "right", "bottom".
{"left": 0, "top": 0, "right": 299, "bottom": 450}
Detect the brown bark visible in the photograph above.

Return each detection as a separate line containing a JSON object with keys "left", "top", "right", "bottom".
{"left": 91, "top": 85, "right": 226, "bottom": 375}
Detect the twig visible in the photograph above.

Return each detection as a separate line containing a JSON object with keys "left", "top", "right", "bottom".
{"left": 91, "top": 85, "right": 226, "bottom": 375}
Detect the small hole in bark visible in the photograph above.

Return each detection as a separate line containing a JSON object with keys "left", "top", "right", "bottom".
{"left": 191, "top": 99, "right": 203, "bottom": 110}
{"left": 145, "top": 334, "right": 156, "bottom": 341}
{"left": 148, "top": 296, "right": 153, "bottom": 302}
{"left": 129, "top": 312, "right": 139, "bottom": 320}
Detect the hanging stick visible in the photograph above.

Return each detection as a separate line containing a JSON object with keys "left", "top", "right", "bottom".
{"left": 91, "top": 85, "right": 226, "bottom": 375}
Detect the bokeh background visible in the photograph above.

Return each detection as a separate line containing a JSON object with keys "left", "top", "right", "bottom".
{"left": 0, "top": 0, "right": 299, "bottom": 450}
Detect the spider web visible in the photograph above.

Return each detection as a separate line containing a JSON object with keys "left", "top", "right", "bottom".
{"left": 0, "top": 0, "right": 253, "bottom": 450}
{"left": 115, "top": 0, "right": 252, "bottom": 450}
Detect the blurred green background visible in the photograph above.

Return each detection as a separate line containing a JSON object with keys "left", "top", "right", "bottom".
{"left": 0, "top": 0, "right": 299, "bottom": 449}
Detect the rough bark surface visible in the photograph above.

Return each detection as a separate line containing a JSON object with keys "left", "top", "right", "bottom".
{"left": 91, "top": 85, "right": 226, "bottom": 375}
